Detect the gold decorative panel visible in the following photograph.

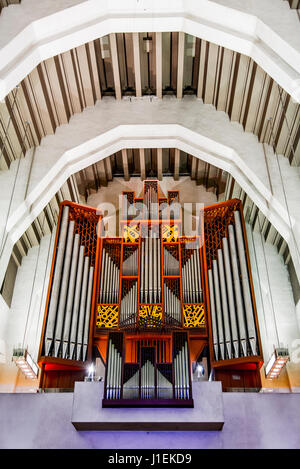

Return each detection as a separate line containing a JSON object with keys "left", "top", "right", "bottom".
{"left": 96, "top": 304, "right": 119, "bottom": 328}
{"left": 123, "top": 224, "right": 139, "bottom": 243}
{"left": 183, "top": 303, "right": 206, "bottom": 328}
{"left": 139, "top": 305, "right": 163, "bottom": 328}
{"left": 162, "top": 224, "right": 179, "bottom": 242}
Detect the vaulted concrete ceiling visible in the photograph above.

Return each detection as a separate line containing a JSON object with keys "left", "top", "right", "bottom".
{"left": 0, "top": 0, "right": 299, "bottom": 287}
{"left": 0, "top": 0, "right": 299, "bottom": 100}
{"left": 0, "top": 0, "right": 20, "bottom": 15}
{"left": 285, "top": 0, "right": 300, "bottom": 9}
{"left": 0, "top": 31, "right": 299, "bottom": 171}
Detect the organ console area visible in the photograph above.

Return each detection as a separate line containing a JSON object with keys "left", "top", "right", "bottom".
{"left": 38, "top": 180, "right": 263, "bottom": 402}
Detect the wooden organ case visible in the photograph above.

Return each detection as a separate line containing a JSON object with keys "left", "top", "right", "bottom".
{"left": 38, "top": 181, "right": 263, "bottom": 400}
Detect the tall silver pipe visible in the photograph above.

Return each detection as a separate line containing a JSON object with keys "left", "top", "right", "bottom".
{"left": 212, "top": 259, "right": 225, "bottom": 360}
{"left": 110, "top": 257, "right": 115, "bottom": 303}
{"left": 114, "top": 263, "right": 119, "bottom": 303}
{"left": 187, "top": 257, "right": 192, "bottom": 302}
{"left": 178, "top": 349, "right": 183, "bottom": 398}
{"left": 228, "top": 224, "right": 247, "bottom": 356}
{"left": 222, "top": 237, "right": 239, "bottom": 357}
{"left": 184, "top": 341, "right": 189, "bottom": 398}
{"left": 106, "top": 339, "right": 112, "bottom": 398}
{"left": 140, "top": 240, "right": 144, "bottom": 303}
{"left": 115, "top": 263, "right": 119, "bottom": 303}
{"left": 134, "top": 282, "right": 137, "bottom": 324}
{"left": 157, "top": 239, "right": 161, "bottom": 301}
{"left": 178, "top": 348, "right": 183, "bottom": 398}
{"left": 195, "top": 247, "right": 202, "bottom": 301}
{"left": 83, "top": 265, "right": 94, "bottom": 361}
{"left": 45, "top": 206, "right": 69, "bottom": 355}
{"left": 62, "top": 233, "right": 80, "bottom": 358}
{"left": 174, "top": 354, "right": 178, "bottom": 398}
{"left": 110, "top": 342, "right": 115, "bottom": 399}
{"left": 102, "top": 250, "right": 109, "bottom": 303}
{"left": 149, "top": 237, "right": 153, "bottom": 303}
{"left": 182, "top": 262, "right": 186, "bottom": 303}
{"left": 115, "top": 348, "right": 119, "bottom": 399}
{"left": 99, "top": 248, "right": 106, "bottom": 303}
{"left": 190, "top": 252, "right": 196, "bottom": 303}
{"left": 191, "top": 251, "right": 197, "bottom": 302}
{"left": 120, "top": 292, "right": 126, "bottom": 323}
{"left": 234, "top": 211, "right": 257, "bottom": 355}
{"left": 113, "top": 259, "right": 118, "bottom": 303}
{"left": 217, "top": 249, "right": 232, "bottom": 359}
{"left": 184, "top": 260, "right": 188, "bottom": 302}
{"left": 182, "top": 344, "right": 187, "bottom": 398}
{"left": 53, "top": 220, "right": 75, "bottom": 357}
{"left": 118, "top": 353, "right": 122, "bottom": 398}
{"left": 69, "top": 245, "right": 85, "bottom": 359}
{"left": 108, "top": 255, "right": 114, "bottom": 303}
{"left": 194, "top": 249, "right": 201, "bottom": 302}
{"left": 106, "top": 255, "right": 113, "bottom": 303}
{"left": 76, "top": 256, "right": 90, "bottom": 360}
{"left": 111, "top": 343, "right": 116, "bottom": 399}
{"left": 153, "top": 235, "right": 157, "bottom": 302}
{"left": 145, "top": 237, "right": 148, "bottom": 302}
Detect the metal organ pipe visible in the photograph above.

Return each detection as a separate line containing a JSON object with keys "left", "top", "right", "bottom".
{"left": 141, "top": 240, "right": 145, "bottom": 303}
{"left": 76, "top": 256, "right": 90, "bottom": 360}
{"left": 190, "top": 251, "right": 196, "bottom": 303}
{"left": 228, "top": 224, "right": 248, "bottom": 356}
{"left": 152, "top": 238, "right": 158, "bottom": 303}
{"left": 181, "top": 261, "right": 186, "bottom": 303}
{"left": 69, "top": 245, "right": 85, "bottom": 360}
{"left": 53, "top": 220, "right": 75, "bottom": 357}
{"left": 111, "top": 343, "right": 116, "bottom": 399}
{"left": 99, "top": 248, "right": 106, "bottom": 303}
{"left": 83, "top": 265, "right": 94, "bottom": 361}
{"left": 222, "top": 237, "right": 239, "bottom": 358}
{"left": 195, "top": 247, "right": 202, "bottom": 302}
{"left": 62, "top": 233, "right": 80, "bottom": 358}
{"left": 208, "top": 269, "right": 219, "bottom": 361}
{"left": 145, "top": 237, "right": 149, "bottom": 303}
{"left": 108, "top": 253, "right": 113, "bottom": 304}
{"left": 217, "top": 249, "right": 232, "bottom": 359}
{"left": 184, "top": 341, "right": 189, "bottom": 398}
{"left": 106, "top": 339, "right": 112, "bottom": 398}
{"left": 212, "top": 259, "right": 225, "bottom": 360}
{"left": 45, "top": 205, "right": 69, "bottom": 355}
{"left": 179, "top": 349, "right": 183, "bottom": 398}
{"left": 157, "top": 239, "right": 161, "bottom": 302}
{"left": 149, "top": 237, "right": 153, "bottom": 303}
{"left": 102, "top": 250, "right": 109, "bottom": 303}
{"left": 186, "top": 256, "right": 190, "bottom": 303}
{"left": 233, "top": 211, "right": 257, "bottom": 355}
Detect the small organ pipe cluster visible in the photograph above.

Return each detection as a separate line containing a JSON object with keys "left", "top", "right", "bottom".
{"left": 39, "top": 181, "right": 263, "bottom": 398}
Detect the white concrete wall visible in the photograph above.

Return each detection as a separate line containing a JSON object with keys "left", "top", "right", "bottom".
{"left": 246, "top": 223, "right": 300, "bottom": 364}
{"left": 0, "top": 231, "right": 55, "bottom": 392}
{"left": 0, "top": 295, "right": 9, "bottom": 366}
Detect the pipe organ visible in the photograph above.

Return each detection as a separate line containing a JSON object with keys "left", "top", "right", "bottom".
{"left": 38, "top": 181, "right": 263, "bottom": 398}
